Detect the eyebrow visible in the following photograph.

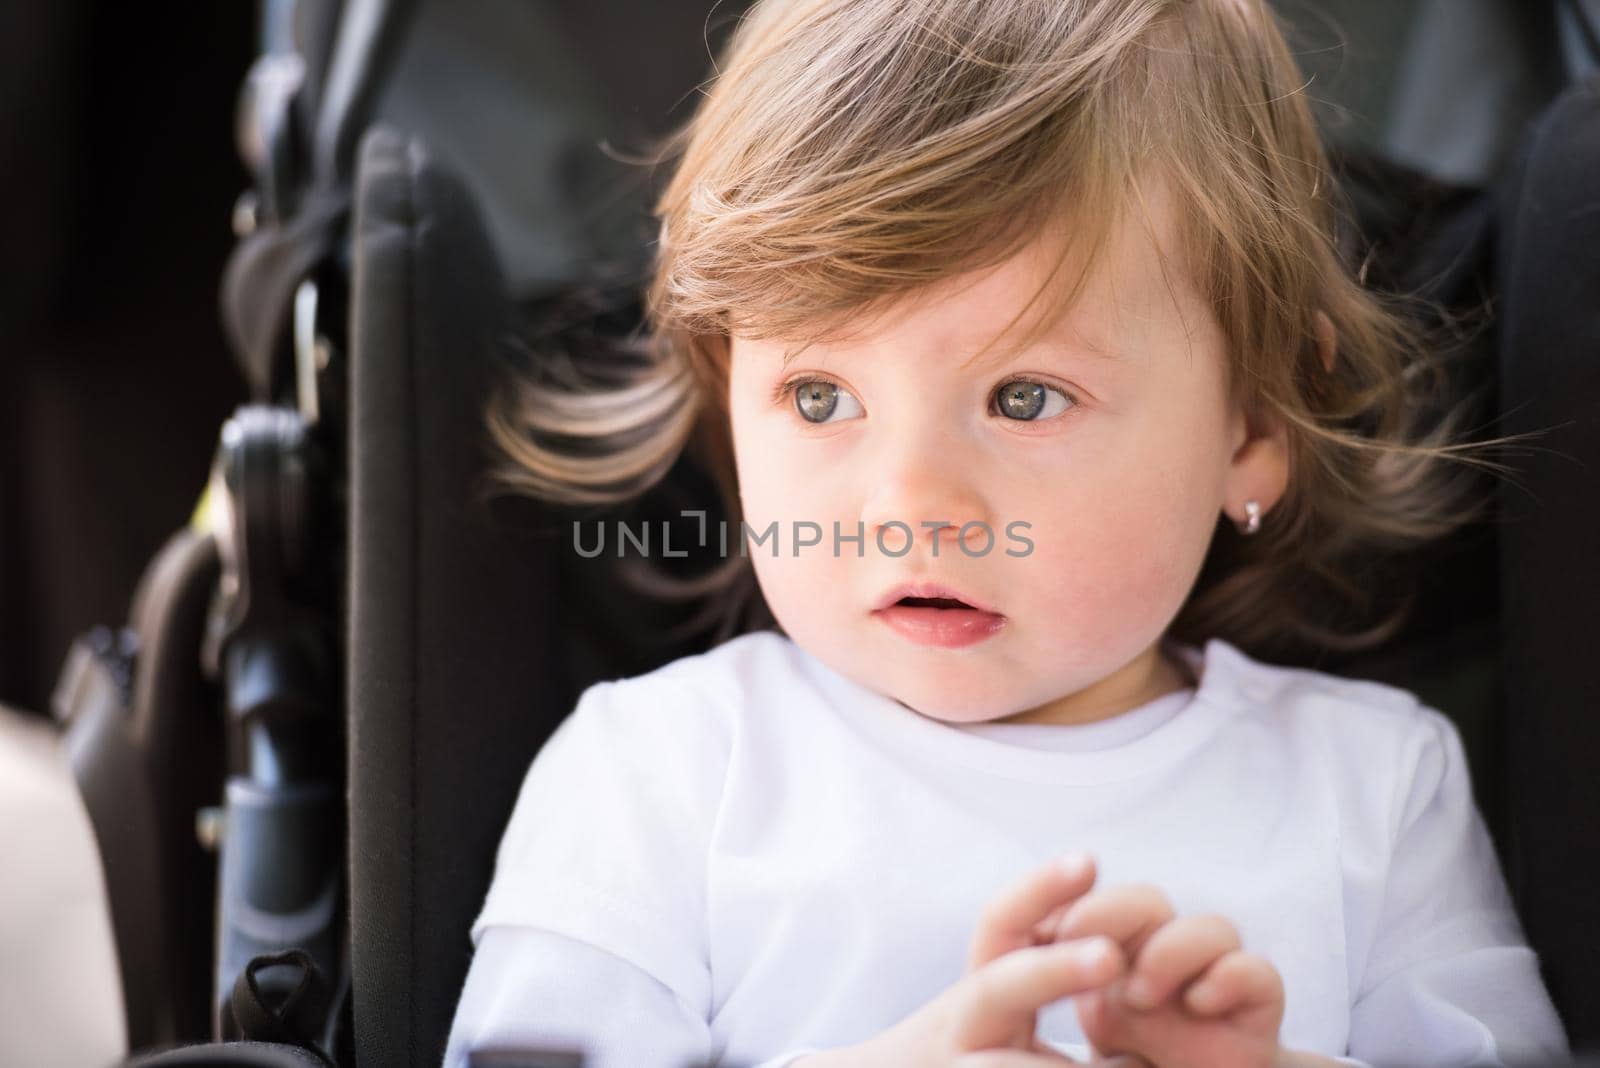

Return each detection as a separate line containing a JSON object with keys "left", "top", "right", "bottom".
{"left": 962, "top": 330, "right": 1121, "bottom": 371}
{"left": 776, "top": 323, "right": 1120, "bottom": 372}
{"left": 779, "top": 341, "right": 820, "bottom": 369}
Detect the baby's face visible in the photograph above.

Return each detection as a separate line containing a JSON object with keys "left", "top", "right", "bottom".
{"left": 727, "top": 185, "right": 1281, "bottom": 726}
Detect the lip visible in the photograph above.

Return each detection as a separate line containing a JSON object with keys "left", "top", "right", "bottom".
{"left": 870, "top": 581, "right": 1007, "bottom": 649}
{"left": 871, "top": 581, "right": 1001, "bottom": 615}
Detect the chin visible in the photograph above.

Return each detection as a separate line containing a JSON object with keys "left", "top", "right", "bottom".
{"left": 877, "top": 674, "right": 1022, "bottom": 724}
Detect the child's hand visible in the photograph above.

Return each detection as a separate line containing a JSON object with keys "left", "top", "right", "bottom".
{"left": 1049, "top": 884, "right": 1287, "bottom": 1068}
{"left": 961, "top": 852, "right": 1107, "bottom": 1057}
{"left": 795, "top": 941, "right": 1129, "bottom": 1067}
{"left": 792, "top": 854, "right": 1136, "bottom": 1067}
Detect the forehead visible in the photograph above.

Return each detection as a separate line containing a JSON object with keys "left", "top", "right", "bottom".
{"left": 771, "top": 176, "right": 1206, "bottom": 370}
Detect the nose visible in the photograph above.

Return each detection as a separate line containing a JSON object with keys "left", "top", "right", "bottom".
{"left": 858, "top": 433, "right": 996, "bottom": 556}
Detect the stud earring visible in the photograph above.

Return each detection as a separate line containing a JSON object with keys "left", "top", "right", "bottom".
{"left": 1238, "top": 499, "right": 1262, "bottom": 535}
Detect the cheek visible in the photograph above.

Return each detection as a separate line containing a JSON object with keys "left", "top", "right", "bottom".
{"left": 730, "top": 397, "right": 847, "bottom": 529}
{"left": 744, "top": 512, "right": 866, "bottom": 658}
{"left": 729, "top": 405, "right": 775, "bottom": 530}
{"left": 729, "top": 404, "right": 859, "bottom": 634}
{"left": 1017, "top": 430, "right": 1222, "bottom": 639}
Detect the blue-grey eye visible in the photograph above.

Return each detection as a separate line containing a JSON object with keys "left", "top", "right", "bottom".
{"left": 995, "top": 379, "right": 1073, "bottom": 421}
{"left": 794, "top": 380, "right": 863, "bottom": 424}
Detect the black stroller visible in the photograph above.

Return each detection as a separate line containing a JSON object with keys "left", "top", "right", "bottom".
{"left": 33, "top": 1, "right": 1600, "bottom": 1065}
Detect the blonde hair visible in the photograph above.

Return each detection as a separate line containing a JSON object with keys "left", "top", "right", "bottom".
{"left": 487, "top": 0, "right": 1538, "bottom": 657}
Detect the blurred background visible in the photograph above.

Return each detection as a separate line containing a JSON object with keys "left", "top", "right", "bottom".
{"left": 1, "top": 5, "right": 253, "bottom": 715}
{"left": 0, "top": 0, "right": 755, "bottom": 714}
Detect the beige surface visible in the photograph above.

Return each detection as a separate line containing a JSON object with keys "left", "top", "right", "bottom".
{"left": 0, "top": 703, "right": 126, "bottom": 1068}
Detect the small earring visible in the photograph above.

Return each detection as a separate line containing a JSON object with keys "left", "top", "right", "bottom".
{"left": 1238, "top": 499, "right": 1262, "bottom": 535}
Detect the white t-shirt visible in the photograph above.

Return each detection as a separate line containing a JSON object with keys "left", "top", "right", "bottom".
{"left": 443, "top": 630, "right": 1569, "bottom": 1068}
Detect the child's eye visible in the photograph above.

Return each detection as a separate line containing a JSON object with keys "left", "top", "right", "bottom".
{"left": 777, "top": 376, "right": 1075, "bottom": 425}
{"left": 992, "top": 379, "right": 1075, "bottom": 422}
{"left": 785, "top": 379, "right": 865, "bottom": 424}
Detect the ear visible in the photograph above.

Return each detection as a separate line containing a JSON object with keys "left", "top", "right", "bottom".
{"left": 1224, "top": 396, "right": 1290, "bottom": 525}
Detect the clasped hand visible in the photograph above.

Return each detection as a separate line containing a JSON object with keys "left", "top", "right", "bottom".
{"left": 801, "top": 853, "right": 1289, "bottom": 1067}
{"left": 961, "top": 852, "right": 1288, "bottom": 1067}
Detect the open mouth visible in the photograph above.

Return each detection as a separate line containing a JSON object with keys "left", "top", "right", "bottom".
{"left": 875, "top": 592, "right": 1006, "bottom": 648}
{"left": 895, "top": 596, "right": 974, "bottom": 609}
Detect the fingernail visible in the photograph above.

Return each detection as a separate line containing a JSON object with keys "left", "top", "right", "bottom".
{"left": 1056, "top": 851, "right": 1091, "bottom": 879}
{"left": 1071, "top": 936, "right": 1113, "bottom": 968}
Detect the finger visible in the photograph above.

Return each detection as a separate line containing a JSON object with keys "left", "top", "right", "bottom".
{"left": 1049, "top": 884, "right": 1176, "bottom": 958}
{"left": 1022, "top": 1035, "right": 1122, "bottom": 1066}
{"left": 1077, "top": 1006, "right": 1155, "bottom": 1068}
{"left": 1182, "top": 950, "right": 1285, "bottom": 1024}
{"left": 953, "top": 936, "right": 1126, "bottom": 1051}
{"left": 1121, "top": 913, "right": 1241, "bottom": 1011}
{"left": 967, "top": 853, "right": 1098, "bottom": 971}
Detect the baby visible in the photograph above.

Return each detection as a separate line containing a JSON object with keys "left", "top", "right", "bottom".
{"left": 445, "top": 0, "right": 1570, "bottom": 1065}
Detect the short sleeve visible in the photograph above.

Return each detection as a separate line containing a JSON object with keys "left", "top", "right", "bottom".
{"left": 469, "top": 676, "right": 730, "bottom": 1020}
{"left": 442, "top": 927, "right": 713, "bottom": 1068}
{"left": 1346, "top": 707, "right": 1570, "bottom": 1066}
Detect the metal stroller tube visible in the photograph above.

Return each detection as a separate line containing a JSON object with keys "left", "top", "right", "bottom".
{"left": 203, "top": 405, "right": 344, "bottom": 1055}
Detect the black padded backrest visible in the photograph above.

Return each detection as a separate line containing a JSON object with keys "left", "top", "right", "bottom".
{"left": 346, "top": 126, "right": 571, "bottom": 1068}
{"left": 344, "top": 125, "right": 725, "bottom": 1068}
{"left": 1496, "top": 76, "right": 1600, "bottom": 1048}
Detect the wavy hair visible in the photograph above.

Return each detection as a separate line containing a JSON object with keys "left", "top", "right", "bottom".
{"left": 487, "top": 0, "right": 1542, "bottom": 657}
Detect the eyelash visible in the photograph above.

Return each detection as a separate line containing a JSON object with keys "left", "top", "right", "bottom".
{"left": 771, "top": 374, "right": 1079, "bottom": 424}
